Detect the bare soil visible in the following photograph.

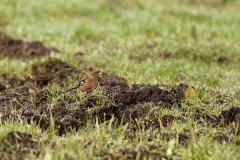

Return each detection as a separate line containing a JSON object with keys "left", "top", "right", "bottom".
{"left": 0, "top": 32, "right": 58, "bottom": 57}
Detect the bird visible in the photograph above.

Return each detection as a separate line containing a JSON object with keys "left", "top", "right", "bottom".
{"left": 65, "top": 70, "right": 102, "bottom": 92}
{"left": 78, "top": 70, "right": 102, "bottom": 92}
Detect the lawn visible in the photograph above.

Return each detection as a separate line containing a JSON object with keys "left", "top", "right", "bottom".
{"left": 0, "top": 0, "right": 240, "bottom": 159}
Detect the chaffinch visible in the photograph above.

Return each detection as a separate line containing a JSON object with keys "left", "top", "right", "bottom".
{"left": 78, "top": 70, "right": 102, "bottom": 92}
{"left": 65, "top": 70, "right": 102, "bottom": 92}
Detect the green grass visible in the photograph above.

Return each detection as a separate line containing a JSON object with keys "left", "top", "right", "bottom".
{"left": 1, "top": 0, "right": 240, "bottom": 159}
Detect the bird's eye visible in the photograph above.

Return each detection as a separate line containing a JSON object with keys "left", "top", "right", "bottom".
{"left": 95, "top": 70, "right": 102, "bottom": 77}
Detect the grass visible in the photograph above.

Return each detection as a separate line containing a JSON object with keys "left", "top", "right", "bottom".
{"left": 1, "top": 0, "right": 240, "bottom": 159}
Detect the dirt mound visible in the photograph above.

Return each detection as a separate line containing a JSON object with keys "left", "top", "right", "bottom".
{"left": 0, "top": 32, "right": 58, "bottom": 57}
{"left": 219, "top": 107, "right": 240, "bottom": 124}
{"left": 114, "top": 83, "right": 187, "bottom": 106}
{"left": 27, "top": 58, "right": 81, "bottom": 87}
{"left": 0, "top": 58, "right": 81, "bottom": 88}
